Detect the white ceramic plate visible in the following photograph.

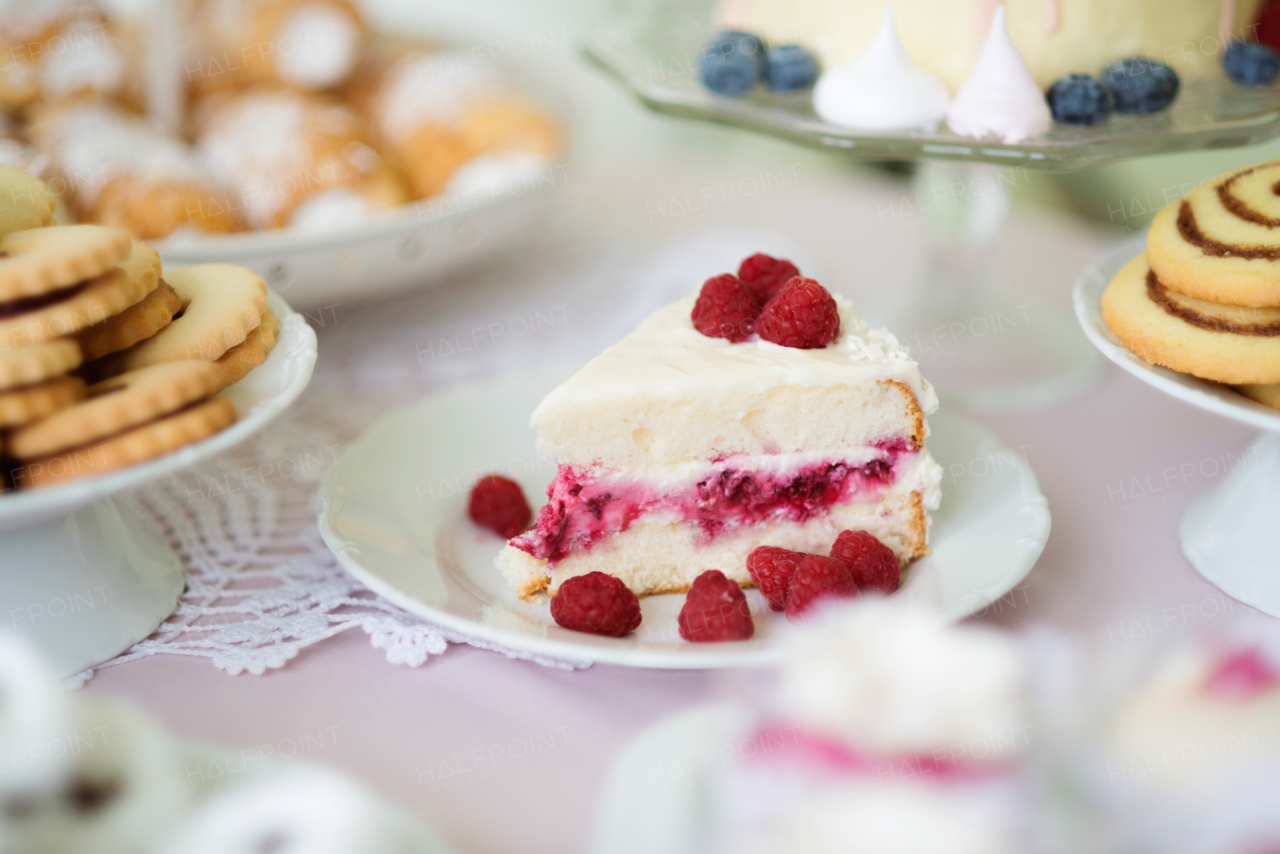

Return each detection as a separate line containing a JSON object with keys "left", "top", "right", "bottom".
{"left": 317, "top": 365, "right": 1051, "bottom": 669}
{"left": 0, "top": 290, "right": 318, "bottom": 532}
{"left": 1073, "top": 234, "right": 1280, "bottom": 434}
{"left": 154, "top": 183, "right": 562, "bottom": 312}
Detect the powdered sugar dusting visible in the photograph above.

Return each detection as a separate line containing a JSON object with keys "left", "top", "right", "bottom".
{"left": 534, "top": 293, "right": 939, "bottom": 422}
{"left": 0, "top": 0, "right": 100, "bottom": 42}
{"left": 274, "top": 4, "right": 361, "bottom": 89}
{"left": 32, "top": 102, "right": 211, "bottom": 208}
{"left": 195, "top": 89, "right": 361, "bottom": 227}
{"left": 38, "top": 17, "right": 123, "bottom": 99}
{"left": 374, "top": 51, "right": 504, "bottom": 143}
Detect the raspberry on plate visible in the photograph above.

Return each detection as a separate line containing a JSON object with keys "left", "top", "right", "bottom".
{"left": 678, "top": 570, "right": 754, "bottom": 642}
{"left": 746, "top": 545, "right": 804, "bottom": 611}
{"left": 830, "top": 529, "right": 901, "bottom": 594}
{"left": 756, "top": 277, "right": 840, "bottom": 349}
{"left": 785, "top": 555, "right": 857, "bottom": 621}
{"left": 737, "top": 253, "right": 801, "bottom": 304}
{"left": 467, "top": 475, "right": 532, "bottom": 539}
{"left": 1046, "top": 74, "right": 1113, "bottom": 125}
{"left": 691, "top": 273, "right": 760, "bottom": 342}
{"left": 550, "top": 572, "right": 642, "bottom": 637}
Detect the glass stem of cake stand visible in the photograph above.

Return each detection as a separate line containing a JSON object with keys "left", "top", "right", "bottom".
{"left": 891, "top": 159, "right": 1104, "bottom": 413}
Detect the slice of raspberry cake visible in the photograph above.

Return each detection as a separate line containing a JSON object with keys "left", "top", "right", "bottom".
{"left": 497, "top": 257, "right": 941, "bottom": 600}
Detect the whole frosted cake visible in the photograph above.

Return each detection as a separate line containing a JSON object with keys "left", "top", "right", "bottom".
{"left": 730, "top": 0, "right": 1263, "bottom": 91}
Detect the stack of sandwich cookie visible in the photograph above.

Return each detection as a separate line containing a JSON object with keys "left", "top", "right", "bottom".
{"left": 1102, "top": 159, "right": 1280, "bottom": 409}
{"left": 7, "top": 363, "right": 235, "bottom": 488}
{"left": 0, "top": 166, "right": 280, "bottom": 490}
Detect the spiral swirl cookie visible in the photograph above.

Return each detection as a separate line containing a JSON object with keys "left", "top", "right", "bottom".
{"left": 1148, "top": 161, "right": 1280, "bottom": 307}
{"left": 1101, "top": 253, "right": 1280, "bottom": 385}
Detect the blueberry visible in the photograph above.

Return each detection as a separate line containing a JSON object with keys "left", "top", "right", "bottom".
{"left": 1046, "top": 74, "right": 1114, "bottom": 125}
{"left": 700, "top": 30, "right": 765, "bottom": 96}
{"left": 1101, "top": 58, "right": 1179, "bottom": 114}
{"left": 1224, "top": 40, "right": 1280, "bottom": 86}
{"left": 764, "top": 44, "right": 818, "bottom": 91}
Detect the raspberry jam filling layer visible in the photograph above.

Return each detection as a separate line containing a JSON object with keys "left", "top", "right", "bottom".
{"left": 512, "top": 440, "right": 915, "bottom": 563}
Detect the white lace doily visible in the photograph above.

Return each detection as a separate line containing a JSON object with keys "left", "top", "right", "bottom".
{"left": 71, "top": 396, "right": 591, "bottom": 686}
{"left": 77, "top": 227, "right": 803, "bottom": 683}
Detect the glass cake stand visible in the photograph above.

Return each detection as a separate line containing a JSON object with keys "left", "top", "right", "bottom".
{"left": 1075, "top": 235, "right": 1280, "bottom": 617}
{"left": 586, "top": 0, "right": 1280, "bottom": 411}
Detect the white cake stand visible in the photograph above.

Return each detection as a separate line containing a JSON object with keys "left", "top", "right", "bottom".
{"left": 0, "top": 291, "right": 317, "bottom": 677}
{"left": 587, "top": 0, "right": 1280, "bottom": 412}
{"left": 1074, "top": 235, "right": 1280, "bottom": 617}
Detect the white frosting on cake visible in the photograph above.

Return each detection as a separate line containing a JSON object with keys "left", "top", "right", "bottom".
{"left": 533, "top": 294, "right": 938, "bottom": 429}
{"left": 812, "top": 9, "right": 950, "bottom": 131}
{"left": 945, "top": 7, "right": 1051, "bottom": 143}
{"left": 779, "top": 599, "right": 1028, "bottom": 759}
{"left": 274, "top": 4, "right": 360, "bottom": 89}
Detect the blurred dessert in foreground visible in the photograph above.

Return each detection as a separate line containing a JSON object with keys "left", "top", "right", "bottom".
{"left": 1096, "top": 626, "right": 1280, "bottom": 854}
{"left": 0, "top": 634, "right": 449, "bottom": 853}
{"left": 712, "top": 599, "right": 1033, "bottom": 854}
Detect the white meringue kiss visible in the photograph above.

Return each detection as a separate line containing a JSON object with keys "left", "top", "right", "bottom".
{"left": 945, "top": 6, "right": 1051, "bottom": 144}
{"left": 812, "top": 8, "right": 950, "bottom": 132}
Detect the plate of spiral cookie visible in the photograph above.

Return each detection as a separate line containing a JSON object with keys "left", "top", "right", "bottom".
{"left": 1073, "top": 161, "right": 1280, "bottom": 620}
{"left": 0, "top": 208, "right": 317, "bottom": 675}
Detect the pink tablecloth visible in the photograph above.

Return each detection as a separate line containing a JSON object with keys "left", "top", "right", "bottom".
{"left": 83, "top": 147, "right": 1262, "bottom": 854}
